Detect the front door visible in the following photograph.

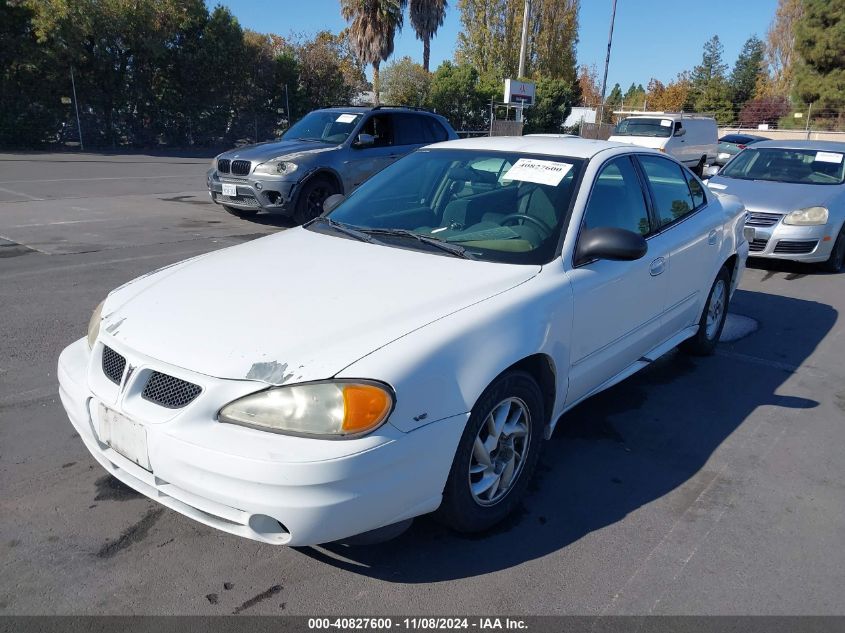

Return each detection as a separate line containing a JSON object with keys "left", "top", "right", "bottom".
{"left": 566, "top": 155, "right": 670, "bottom": 406}
{"left": 345, "top": 113, "right": 401, "bottom": 189}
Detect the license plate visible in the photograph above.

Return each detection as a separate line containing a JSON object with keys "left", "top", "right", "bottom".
{"left": 221, "top": 183, "right": 237, "bottom": 197}
{"left": 98, "top": 404, "right": 151, "bottom": 471}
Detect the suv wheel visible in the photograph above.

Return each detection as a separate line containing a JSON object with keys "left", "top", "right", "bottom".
{"left": 680, "top": 265, "right": 731, "bottom": 356}
{"left": 821, "top": 225, "right": 845, "bottom": 273}
{"left": 436, "top": 370, "right": 544, "bottom": 533}
{"left": 294, "top": 176, "right": 339, "bottom": 225}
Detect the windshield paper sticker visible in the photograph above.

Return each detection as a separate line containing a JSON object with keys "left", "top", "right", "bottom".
{"left": 503, "top": 159, "right": 573, "bottom": 186}
{"left": 660, "top": 119, "right": 673, "bottom": 127}
{"left": 336, "top": 113, "right": 358, "bottom": 123}
{"left": 815, "top": 151, "right": 843, "bottom": 164}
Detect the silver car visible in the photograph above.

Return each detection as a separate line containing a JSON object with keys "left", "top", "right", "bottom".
{"left": 707, "top": 140, "right": 845, "bottom": 272}
{"left": 207, "top": 106, "right": 458, "bottom": 224}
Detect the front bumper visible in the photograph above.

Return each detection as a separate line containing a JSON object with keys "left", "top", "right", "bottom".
{"left": 206, "top": 169, "right": 298, "bottom": 214}
{"left": 58, "top": 337, "right": 466, "bottom": 546}
{"left": 746, "top": 217, "right": 839, "bottom": 263}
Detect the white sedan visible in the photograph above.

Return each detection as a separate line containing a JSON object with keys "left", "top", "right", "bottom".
{"left": 58, "top": 136, "right": 748, "bottom": 546}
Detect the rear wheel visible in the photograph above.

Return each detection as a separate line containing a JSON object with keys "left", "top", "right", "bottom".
{"left": 680, "top": 265, "right": 731, "bottom": 356}
{"left": 820, "top": 226, "right": 845, "bottom": 273}
{"left": 293, "top": 175, "right": 339, "bottom": 225}
{"left": 436, "top": 370, "right": 544, "bottom": 533}
{"left": 222, "top": 205, "right": 258, "bottom": 218}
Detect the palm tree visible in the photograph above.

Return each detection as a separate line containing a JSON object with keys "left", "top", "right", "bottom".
{"left": 340, "top": 0, "right": 406, "bottom": 106}
{"left": 409, "top": 0, "right": 447, "bottom": 72}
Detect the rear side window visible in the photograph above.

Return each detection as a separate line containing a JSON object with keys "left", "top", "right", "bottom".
{"left": 638, "top": 155, "right": 697, "bottom": 227}
{"left": 424, "top": 117, "right": 449, "bottom": 142}
{"left": 684, "top": 169, "right": 707, "bottom": 209}
{"left": 394, "top": 114, "right": 429, "bottom": 146}
{"left": 582, "top": 157, "right": 651, "bottom": 236}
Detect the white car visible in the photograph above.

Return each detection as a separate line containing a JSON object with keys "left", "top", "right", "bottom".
{"left": 58, "top": 137, "right": 748, "bottom": 546}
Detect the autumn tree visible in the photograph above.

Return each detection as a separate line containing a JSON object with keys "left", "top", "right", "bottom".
{"left": 381, "top": 56, "right": 431, "bottom": 105}
{"left": 758, "top": 0, "right": 803, "bottom": 98}
{"left": 647, "top": 73, "right": 692, "bottom": 112}
{"left": 577, "top": 64, "right": 601, "bottom": 106}
{"left": 297, "top": 31, "right": 367, "bottom": 111}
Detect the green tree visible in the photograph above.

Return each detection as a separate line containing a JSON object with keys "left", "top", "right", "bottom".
{"left": 297, "top": 31, "right": 365, "bottom": 111}
{"left": 381, "top": 56, "right": 431, "bottom": 105}
{"left": 409, "top": 0, "right": 448, "bottom": 72}
{"left": 602, "top": 83, "right": 622, "bottom": 122}
{"left": 340, "top": 0, "right": 406, "bottom": 106}
{"left": 793, "top": 0, "right": 845, "bottom": 112}
{"left": 729, "top": 35, "right": 766, "bottom": 108}
{"left": 690, "top": 35, "right": 733, "bottom": 123}
{"left": 523, "top": 76, "right": 575, "bottom": 134}
{"left": 623, "top": 83, "right": 646, "bottom": 110}
{"left": 429, "top": 61, "right": 496, "bottom": 131}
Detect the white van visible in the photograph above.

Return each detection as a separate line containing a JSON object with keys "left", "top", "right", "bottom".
{"left": 608, "top": 113, "right": 718, "bottom": 174}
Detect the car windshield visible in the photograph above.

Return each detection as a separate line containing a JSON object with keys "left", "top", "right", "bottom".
{"left": 614, "top": 118, "right": 673, "bottom": 138}
{"left": 312, "top": 149, "right": 584, "bottom": 265}
{"left": 719, "top": 147, "right": 845, "bottom": 185}
{"left": 283, "top": 111, "right": 363, "bottom": 143}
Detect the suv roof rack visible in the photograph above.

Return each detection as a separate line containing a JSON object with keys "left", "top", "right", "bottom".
{"left": 371, "top": 104, "right": 432, "bottom": 112}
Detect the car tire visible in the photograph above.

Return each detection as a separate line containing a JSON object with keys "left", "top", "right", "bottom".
{"left": 293, "top": 175, "right": 339, "bottom": 225}
{"left": 436, "top": 370, "right": 544, "bottom": 534}
{"left": 820, "top": 225, "right": 845, "bottom": 273}
{"left": 222, "top": 205, "right": 258, "bottom": 217}
{"left": 680, "top": 265, "right": 731, "bottom": 356}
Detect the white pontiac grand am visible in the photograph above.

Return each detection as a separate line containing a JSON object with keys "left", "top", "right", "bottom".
{"left": 58, "top": 136, "right": 749, "bottom": 546}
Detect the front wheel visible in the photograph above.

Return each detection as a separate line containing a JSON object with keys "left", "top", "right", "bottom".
{"left": 436, "top": 370, "right": 544, "bottom": 533}
{"left": 293, "top": 176, "right": 339, "bottom": 225}
{"left": 820, "top": 226, "right": 845, "bottom": 273}
{"left": 680, "top": 265, "right": 731, "bottom": 356}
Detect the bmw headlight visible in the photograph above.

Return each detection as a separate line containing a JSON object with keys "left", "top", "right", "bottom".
{"left": 218, "top": 380, "right": 394, "bottom": 438}
{"left": 87, "top": 300, "right": 105, "bottom": 349}
{"left": 210, "top": 155, "right": 219, "bottom": 170}
{"left": 253, "top": 160, "right": 298, "bottom": 176}
{"left": 783, "top": 206, "right": 828, "bottom": 226}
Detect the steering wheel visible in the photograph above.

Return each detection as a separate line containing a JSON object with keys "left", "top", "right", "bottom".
{"left": 500, "top": 213, "right": 553, "bottom": 236}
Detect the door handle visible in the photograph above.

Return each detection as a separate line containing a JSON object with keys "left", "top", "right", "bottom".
{"left": 649, "top": 257, "right": 666, "bottom": 276}
{"left": 708, "top": 229, "right": 718, "bottom": 245}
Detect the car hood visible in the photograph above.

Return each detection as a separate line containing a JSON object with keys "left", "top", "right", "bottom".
{"left": 101, "top": 229, "right": 540, "bottom": 385}
{"left": 607, "top": 135, "right": 667, "bottom": 149}
{"left": 706, "top": 176, "right": 841, "bottom": 214}
{"left": 219, "top": 139, "right": 337, "bottom": 165}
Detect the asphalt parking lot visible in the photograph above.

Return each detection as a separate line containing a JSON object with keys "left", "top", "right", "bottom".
{"left": 1, "top": 151, "right": 844, "bottom": 616}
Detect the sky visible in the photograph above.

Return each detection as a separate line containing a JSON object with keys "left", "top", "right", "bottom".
{"left": 212, "top": 0, "right": 779, "bottom": 91}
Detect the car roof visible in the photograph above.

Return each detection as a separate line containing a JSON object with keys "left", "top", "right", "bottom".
{"left": 720, "top": 134, "right": 768, "bottom": 141}
{"left": 751, "top": 139, "right": 845, "bottom": 152}
{"left": 425, "top": 135, "right": 638, "bottom": 159}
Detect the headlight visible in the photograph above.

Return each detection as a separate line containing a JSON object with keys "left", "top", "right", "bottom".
{"left": 783, "top": 206, "right": 828, "bottom": 226}
{"left": 87, "top": 300, "right": 105, "bottom": 349}
{"left": 210, "top": 156, "right": 218, "bottom": 170}
{"left": 218, "top": 380, "right": 394, "bottom": 438}
{"left": 253, "top": 160, "right": 298, "bottom": 176}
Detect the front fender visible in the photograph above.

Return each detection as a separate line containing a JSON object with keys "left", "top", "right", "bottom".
{"left": 337, "top": 269, "right": 573, "bottom": 433}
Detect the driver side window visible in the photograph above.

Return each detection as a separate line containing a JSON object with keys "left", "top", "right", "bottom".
{"left": 359, "top": 114, "right": 394, "bottom": 147}
{"left": 582, "top": 157, "right": 652, "bottom": 236}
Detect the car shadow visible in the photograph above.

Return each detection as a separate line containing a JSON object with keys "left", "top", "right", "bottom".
{"left": 747, "top": 256, "right": 839, "bottom": 277}
{"left": 294, "top": 289, "right": 835, "bottom": 582}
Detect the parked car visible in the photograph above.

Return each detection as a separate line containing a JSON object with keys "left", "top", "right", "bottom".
{"left": 207, "top": 106, "right": 458, "bottom": 224}
{"left": 713, "top": 133, "right": 769, "bottom": 166}
{"left": 59, "top": 137, "right": 748, "bottom": 546}
{"left": 608, "top": 114, "right": 718, "bottom": 175}
{"left": 707, "top": 140, "right": 845, "bottom": 272}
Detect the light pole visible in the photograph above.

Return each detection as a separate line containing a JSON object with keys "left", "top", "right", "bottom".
{"left": 597, "top": 0, "right": 618, "bottom": 126}
{"left": 516, "top": 0, "right": 531, "bottom": 124}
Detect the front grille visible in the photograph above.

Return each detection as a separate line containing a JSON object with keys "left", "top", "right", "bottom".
{"left": 774, "top": 239, "right": 818, "bottom": 254}
{"left": 217, "top": 158, "right": 230, "bottom": 174}
{"left": 218, "top": 194, "right": 259, "bottom": 207}
{"left": 142, "top": 372, "right": 202, "bottom": 409}
{"left": 102, "top": 346, "right": 126, "bottom": 385}
{"left": 231, "top": 160, "right": 251, "bottom": 175}
{"left": 746, "top": 212, "right": 782, "bottom": 227}
{"left": 749, "top": 238, "right": 769, "bottom": 252}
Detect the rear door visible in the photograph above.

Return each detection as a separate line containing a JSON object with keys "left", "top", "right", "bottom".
{"left": 566, "top": 155, "right": 670, "bottom": 406}
{"left": 636, "top": 154, "right": 723, "bottom": 334}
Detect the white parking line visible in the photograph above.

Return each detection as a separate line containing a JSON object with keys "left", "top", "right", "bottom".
{"left": 0, "top": 185, "right": 44, "bottom": 201}
{"left": 6, "top": 219, "right": 112, "bottom": 229}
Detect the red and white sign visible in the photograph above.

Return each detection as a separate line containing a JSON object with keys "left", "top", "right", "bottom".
{"left": 504, "top": 79, "right": 535, "bottom": 106}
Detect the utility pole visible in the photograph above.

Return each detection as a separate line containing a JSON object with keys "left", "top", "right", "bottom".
{"left": 284, "top": 84, "right": 291, "bottom": 130}
{"left": 516, "top": 0, "right": 531, "bottom": 124}
{"left": 70, "top": 66, "right": 84, "bottom": 151}
{"left": 597, "top": 0, "right": 618, "bottom": 126}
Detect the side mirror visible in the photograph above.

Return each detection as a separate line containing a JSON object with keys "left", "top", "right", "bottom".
{"left": 576, "top": 227, "right": 648, "bottom": 264}
{"left": 322, "top": 193, "right": 346, "bottom": 214}
{"left": 674, "top": 127, "right": 686, "bottom": 137}
{"left": 353, "top": 133, "right": 375, "bottom": 148}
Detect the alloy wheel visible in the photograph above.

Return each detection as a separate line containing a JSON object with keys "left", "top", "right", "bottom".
{"left": 705, "top": 279, "right": 727, "bottom": 340}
